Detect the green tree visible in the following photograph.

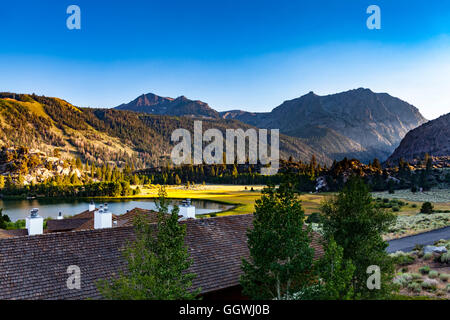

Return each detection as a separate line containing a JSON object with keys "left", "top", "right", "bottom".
{"left": 0, "top": 208, "right": 11, "bottom": 229}
{"left": 97, "top": 186, "right": 198, "bottom": 300}
{"left": 316, "top": 238, "right": 355, "bottom": 300}
{"left": 75, "top": 157, "right": 83, "bottom": 169}
{"left": 424, "top": 153, "right": 432, "bottom": 171}
{"left": 241, "top": 184, "right": 316, "bottom": 300}
{"left": 420, "top": 202, "right": 434, "bottom": 214}
{"left": 231, "top": 165, "right": 238, "bottom": 180}
{"left": 320, "top": 177, "right": 396, "bottom": 299}
{"left": 372, "top": 158, "right": 382, "bottom": 171}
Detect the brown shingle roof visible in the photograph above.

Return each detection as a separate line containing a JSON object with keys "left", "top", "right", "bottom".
{"left": 0, "top": 214, "right": 324, "bottom": 300}
{"left": 115, "top": 208, "right": 160, "bottom": 227}
{"left": 0, "top": 229, "right": 29, "bottom": 239}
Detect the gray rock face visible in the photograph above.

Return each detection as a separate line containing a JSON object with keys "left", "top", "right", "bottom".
{"left": 423, "top": 245, "right": 448, "bottom": 254}
{"left": 387, "top": 113, "right": 450, "bottom": 163}
{"left": 222, "top": 88, "right": 427, "bottom": 162}
{"left": 116, "top": 93, "right": 220, "bottom": 119}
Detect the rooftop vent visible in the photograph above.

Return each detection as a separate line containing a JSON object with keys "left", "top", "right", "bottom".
{"left": 26, "top": 208, "right": 43, "bottom": 236}
{"left": 94, "top": 203, "right": 112, "bottom": 229}
{"left": 89, "top": 200, "right": 95, "bottom": 212}
{"left": 30, "top": 208, "right": 38, "bottom": 218}
{"left": 179, "top": 199, "right": 195, "bottom": 220}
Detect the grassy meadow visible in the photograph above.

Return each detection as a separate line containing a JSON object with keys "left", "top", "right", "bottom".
{"left": 127, "top": 184, "right": 450, "bottom": 238}
{"left": 130, "top": 184, "right": 331, "bottom": 217}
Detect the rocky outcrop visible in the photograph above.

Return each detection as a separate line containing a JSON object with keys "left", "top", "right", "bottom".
{"left": 223, "top": 88, "right": 427, "bottom": 162}
{"left": 116, "top": 93, "right": 220, "bottom": 119}
{"left": 387, "top": 113, "right": 450, "bottom": 163}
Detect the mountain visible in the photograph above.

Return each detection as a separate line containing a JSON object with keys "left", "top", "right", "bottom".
{"left": 0, "top": 93, "right": 330, "bottom": 170}
{"left": 222, "top": 88, "right": 427, "bottom": 162}
{"left": 387, "top": 112, "right": 450, "bottom": 163}
{"left": 115, "top": 93, "right": 220, "bottom": 119}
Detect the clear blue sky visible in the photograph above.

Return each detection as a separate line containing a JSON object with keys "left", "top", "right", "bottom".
{"left": 1, "top": 0, "right": 450, "bottom": 119}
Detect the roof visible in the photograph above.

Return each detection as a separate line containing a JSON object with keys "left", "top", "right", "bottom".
{"left": 0, "top": 229, "right": 28, "bottom": 239}
{"left": 46, "top": 218, "right": 90, "bottom": 232}
{"left": 72, "top": 208, "right": 159, "bottom": 231}
{"left": 48, "top": 210, "right": 119, "bottom": 232}
{"left": 115, "top": 208, "right": 162, "bottom": 227}
{"left": 0, "top": 207, "right": 158, "bottom": 238}
{"left": 0, "top": 214, "right": 324, "bottom": 300}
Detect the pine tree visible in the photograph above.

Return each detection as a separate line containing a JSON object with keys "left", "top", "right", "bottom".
{"left": 372, "top": 158, "right": 382, "bottom": 170}
{"left": 316, "top": 238, "right": 355, "bottom": 300}
{"left": 320, "top": 177, "right": 396, "bottom": 299}
{"left": 97, "top": 186, "right": 199, "bottom": 299}
{"left": 241, "top": 184, "right": 316, "bottom": 299}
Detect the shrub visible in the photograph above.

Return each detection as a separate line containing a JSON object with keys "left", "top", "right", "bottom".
{"left": 411, "top": 204, "right": 418, "bottom": 208}
{"left": 421, "top": 279, "right": 438, "bottom": 290}
{"left": 441, "top": 252, "right": 450, "bottom": 264}
{"left": 423, "top": 253, "right": 433, "bottom": 260}
{"left": 394, "top": 273, "right": 412, "bottom": 287}
{"left": 306, "top": 212, "right": 322, "bottom": 224}
{"left": 428, "top": 270, "right": 439, "bottom": 279}
{"left": 447, "top": 284, "right": 450, "bottom": 293}
{"left": 420, "top": 202, "right": 434, "bottom": 214}
{"left": 392, "top": 206, "right": 400, "bottom": 212}
{"left": 394, "top": 254, "right": 416, "bottom": 266}
{"left": 439, "top": 273, "right": 449, "bottom": 282}
{"left": 411, "top": 273, "right": 423, "bottom": 280}
{"left": 407, "top": 282, "right": 421, "bottom": 293}
{"left": 419, "top": 266, "right": 431, "bottom": 274}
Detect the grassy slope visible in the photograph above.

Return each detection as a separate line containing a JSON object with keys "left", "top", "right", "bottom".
{"left": 124, "top": 185, "right": 331, "bottom": 216}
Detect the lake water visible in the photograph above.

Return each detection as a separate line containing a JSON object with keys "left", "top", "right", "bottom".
{"left": 0, "top": 198, "right": 234, "bottom": 221}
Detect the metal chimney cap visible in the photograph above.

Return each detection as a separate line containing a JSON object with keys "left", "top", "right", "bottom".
{"left": 30, "top": 208, "right": 39, "bottom": 218}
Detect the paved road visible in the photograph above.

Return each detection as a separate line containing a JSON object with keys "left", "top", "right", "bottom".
{"left": 387, "top": 226, "right": 450, "bottom": 253}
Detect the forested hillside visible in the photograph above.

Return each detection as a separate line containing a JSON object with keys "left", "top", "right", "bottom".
{"left": 0, "top": 93, "right": 330, "bottom": 171}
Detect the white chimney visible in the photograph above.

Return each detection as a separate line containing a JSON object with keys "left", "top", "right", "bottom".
{"left": 57, "top": 212, "right": 63, "bottom": 220}
{"left": 89, "top": 200, "right": 96, "bottom": 212}
{"left": 179, "top": 199, "right": 196, "bottom": 219}
{"left": 94, "top": 203, "right": 112, "bottom": 229}
{"left": 26, "top": 208, "right": 43, "bottom": 236}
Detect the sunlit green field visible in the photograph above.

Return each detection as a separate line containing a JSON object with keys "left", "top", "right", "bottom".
{"left": 127, "top": 185, "right": 450, "bottom": 238}
{"left": 130, "top": 184, "right": 331, "bottom": 216}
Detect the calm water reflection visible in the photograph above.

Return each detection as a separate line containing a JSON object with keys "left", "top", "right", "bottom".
{"left": 0, "top": 198, "right": 233, "bottom": 221}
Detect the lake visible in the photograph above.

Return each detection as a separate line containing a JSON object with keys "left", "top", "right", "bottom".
{"left": 0, "top": 198, "right": 234, "bottom": 221}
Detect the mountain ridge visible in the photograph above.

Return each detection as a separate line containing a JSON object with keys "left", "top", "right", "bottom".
{"left": 0, "top": 92, "right": 329, "bottom": 169}
{"left": 115, "top": 93, "right": 220, "bottom": 119}
{"left": 117, "top": 88, "right": 427, "bottom": 162}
